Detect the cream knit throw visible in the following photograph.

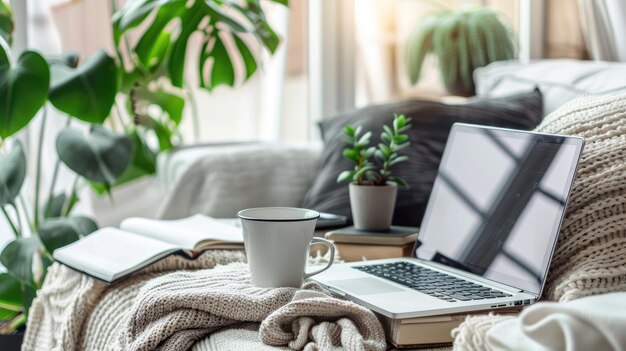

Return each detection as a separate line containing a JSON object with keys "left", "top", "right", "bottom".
{"left": 23, "top": 250, "right": 245, "bottom": 351}
{"left": 452, "top": 92, "right": 626, "bottom": 350}
{"left": 120, "top": 263, "right": 386, "bottom": 351}
{"left": 24, "top": 250, "right": 386, "bottom": 351}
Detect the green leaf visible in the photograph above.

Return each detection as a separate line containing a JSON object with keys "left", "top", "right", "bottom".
{"left": 343, "top": 125, "right": 355, "bottom": 137}
{"left": 0, "top": 2, "right": 13, "bottom": 45}
{"left": 390, "top": 155, "right": 409, "bottom": 165}
{"left": 112, "top": 0, "right": 175, "bottom": 44}
{"left": 0, "top": 237, "right": 41, "bottom": 284}
{"left": 91, "top": 130, "right": 157, "bottom": 194}
{"left": 200, "top": 34, "right": 235, "bottom": 90}
{"left": 342, "top": 149, "right": 358, "bottom": 161}
{"left": 38, "top": 216, "right": 98, "bottom": 254}
{"left": 49, "top": 50, "right": 118, "bottom": 124}
{"left": 0, "top": 273, "right": 22, "bottom": 312}
{"left": 336, "top": 170, "right": 355, "bottom": 183}
{"left": 354, "top": 166, "right": 375, "bottom": 181}
{"left": 383, "top": 125, "right": 394, "bottom": 138}
{"left": 21, "top": 283, "right": 36, "bottom": 319}
{"left": 393, "top": 115, "right": 406, "bottom": 132}
{"left": 0, "top": 141, "right": 26, "bottom": 206}
{"left": 233, "top": 34, "right": 258, "bottom": 80}
{"left": 0, "top": 307, "right": 18, "bottom": 320}
{"left": 394, "top": 134, "right": 409, "bottom": 143}
{"left": 0, "top": 50, "right": 50, "bottom": 139}
{"left": 133, "top": 85, "right": 185, "bottom": 125}
{"left": 406, "top": 14, "right": 439, "bottom": 85}
{"left": 56, "top": 126, "right": 133, "bottom": 186}
{"left": 168, "top": 2, "right": 203, "bottom": 88}
{"left": 358, "top": 131, "right": 372, "bottom": 145}
{"left": 134, "top": 2, "right": 184, "bottom": 69}
{"left": 43, "top": 193, "right": 66, "bottom": 219}
{"left": 390, "top": 176, "right": 408, "bottom": 187}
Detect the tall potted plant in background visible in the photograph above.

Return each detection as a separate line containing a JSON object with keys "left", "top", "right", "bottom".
{"left": 0, "top": 0, "right": 286, "bottom": 343}
{"left": 338, "top": 114, "right": 411, "bottom": 230}
{"left": 405, "top": 6, "right": 516, "bottom": 96}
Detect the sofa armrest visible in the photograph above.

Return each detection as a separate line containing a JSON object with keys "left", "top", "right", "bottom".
{"left": 156, "top": 142, "right": 322, "bottom": 219}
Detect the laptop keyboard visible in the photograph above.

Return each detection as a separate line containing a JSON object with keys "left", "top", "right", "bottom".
{"left": 354, "top": 262, "right": 512, "bottom": 302}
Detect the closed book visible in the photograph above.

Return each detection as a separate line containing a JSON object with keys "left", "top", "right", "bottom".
{"left": 335, "top": 243, "right": 414, "bottom": 262}
{"left": 378, "top": 308, "right": 521, "bottom": 348}
{"left": 325, "top": 226, "right": 419, "bottom": 245}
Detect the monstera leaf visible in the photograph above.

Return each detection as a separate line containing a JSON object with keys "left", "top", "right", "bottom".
{"left": 49, "top": 50, "right": 118, "bottom": 124}
{"left": 0, "top": 273, "right": 21, "bottom": 320}
{"left": 0, "top": 141, "right": 26, "bottom": 206}
{"left": 0, "top": 47, "right": 49, "bottom": 139}
{"left": 38, "top": 216, "right": 98, "bottom": 254}
{"left": 56, "top": 126, "right": 132, "bottom": 187}
{"left": 0, "top": 1, "right": 13, "bottom": 45}
{"left": 113, "top": 0, "right": 286, "bottom": 90}
{"left": 0, "top": 236, "right": 41, "bottom": 284}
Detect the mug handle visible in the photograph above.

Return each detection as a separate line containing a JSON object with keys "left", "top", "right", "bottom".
{"left": 304, "top": 237, "right": 336, "bottom": 280}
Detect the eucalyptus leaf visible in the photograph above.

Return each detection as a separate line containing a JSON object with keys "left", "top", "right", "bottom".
{"left": 38, "top": 216, "right": 98, "bottom": 254}
{"left": 0, "top": 141, "right": 26, "bottom": 206}
{"left": 0, "top": 49, "right": 49, "bottom": 139}
{"left": 56, "top": 126, "right": 133, "bottom": 186}
{"left": 49, "top": 50, "right": 118, "bottom": 124}
{"left": 0, "top": 236, "right": 41, "bottom": 284}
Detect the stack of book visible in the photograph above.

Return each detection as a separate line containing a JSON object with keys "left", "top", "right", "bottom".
{"left": 378, "top": 308, "right": 521, "bottom": 348}
{"left": 324, "top": 226, "right": 419, "bottom": 262}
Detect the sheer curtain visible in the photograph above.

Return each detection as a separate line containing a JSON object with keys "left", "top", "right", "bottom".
{"left": 579, "top": 0, "right": 626, "bottom": 61}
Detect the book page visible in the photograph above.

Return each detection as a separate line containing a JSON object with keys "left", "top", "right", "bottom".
{"left": 53, "top": 228, "right": 180, "bottom": 282}
{"left": 120, "top": 214, "right": 243, "bottom": 250}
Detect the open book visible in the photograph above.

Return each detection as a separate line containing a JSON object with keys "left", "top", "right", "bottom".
{"left": 53, "top": 214, "right": 243, "bottom": 283}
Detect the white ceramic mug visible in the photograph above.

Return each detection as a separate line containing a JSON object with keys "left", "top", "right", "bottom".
{"left": 237, "top": 207, "right": 335, "bottom": 288}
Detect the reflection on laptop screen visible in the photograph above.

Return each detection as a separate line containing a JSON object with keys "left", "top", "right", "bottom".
{"left": 415, "top": 124, "right": 582, "bottom": 295}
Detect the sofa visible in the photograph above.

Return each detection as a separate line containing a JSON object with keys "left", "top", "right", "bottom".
{"left": 156, "top": 59, "right": 626, "bottom": 223}
{"left": 23, "top": 60, "right": 626, "bottom": 351}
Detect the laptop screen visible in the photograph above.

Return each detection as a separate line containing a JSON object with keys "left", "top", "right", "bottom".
{"left": 414, "top": 124, "right": 583, "bottom": 295}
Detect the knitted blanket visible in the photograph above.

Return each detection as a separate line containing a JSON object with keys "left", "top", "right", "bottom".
{"left": 452, "top": 92, "right": 626, "bottom": 350}
{"left": 23, "top": 251, "right": 386, "bottom": 351}
{"left": 120, "top": 263, "right": 386, "bottom": 351}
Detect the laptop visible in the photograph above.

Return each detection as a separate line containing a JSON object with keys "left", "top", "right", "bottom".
{"left": 310, "top": 123, "right": 584, "bottom": 319}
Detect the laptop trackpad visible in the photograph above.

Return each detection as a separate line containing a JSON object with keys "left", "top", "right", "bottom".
{"left": 329, "top": 278, "right": 404, "bottom": 295}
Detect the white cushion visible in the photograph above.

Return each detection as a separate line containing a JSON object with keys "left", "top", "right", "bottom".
{"left": 474, "top": 59, "right": 626, "bottom": 116}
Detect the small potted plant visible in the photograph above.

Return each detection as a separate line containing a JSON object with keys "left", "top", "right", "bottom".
{"left": 405, "top": 6, "right": 516, "bottom": 96}
{"left": 337, "top": 114, "right": 411, "bottom": 230}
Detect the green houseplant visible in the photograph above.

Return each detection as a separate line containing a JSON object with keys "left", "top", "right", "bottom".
{"left": 405, "top": 6, "right": 516, "bottom": 96}
{"left": 0, "top": 0, "right": 285, "bottom": 336}
{"left": 337, "top": 114, "right": 411, "bottom": 230}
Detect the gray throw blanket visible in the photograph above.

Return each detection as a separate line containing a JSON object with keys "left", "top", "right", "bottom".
{"left": 119, "top": 263, "right": 386, "bottom": 351}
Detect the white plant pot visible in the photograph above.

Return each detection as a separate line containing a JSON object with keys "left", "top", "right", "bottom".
{"left": 349, "top": 182, "right": 397, "bottom": 230}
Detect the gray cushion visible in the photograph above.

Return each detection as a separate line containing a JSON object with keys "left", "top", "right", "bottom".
{"left": 302, "top": 90, "right": 544, "bottom": 227}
